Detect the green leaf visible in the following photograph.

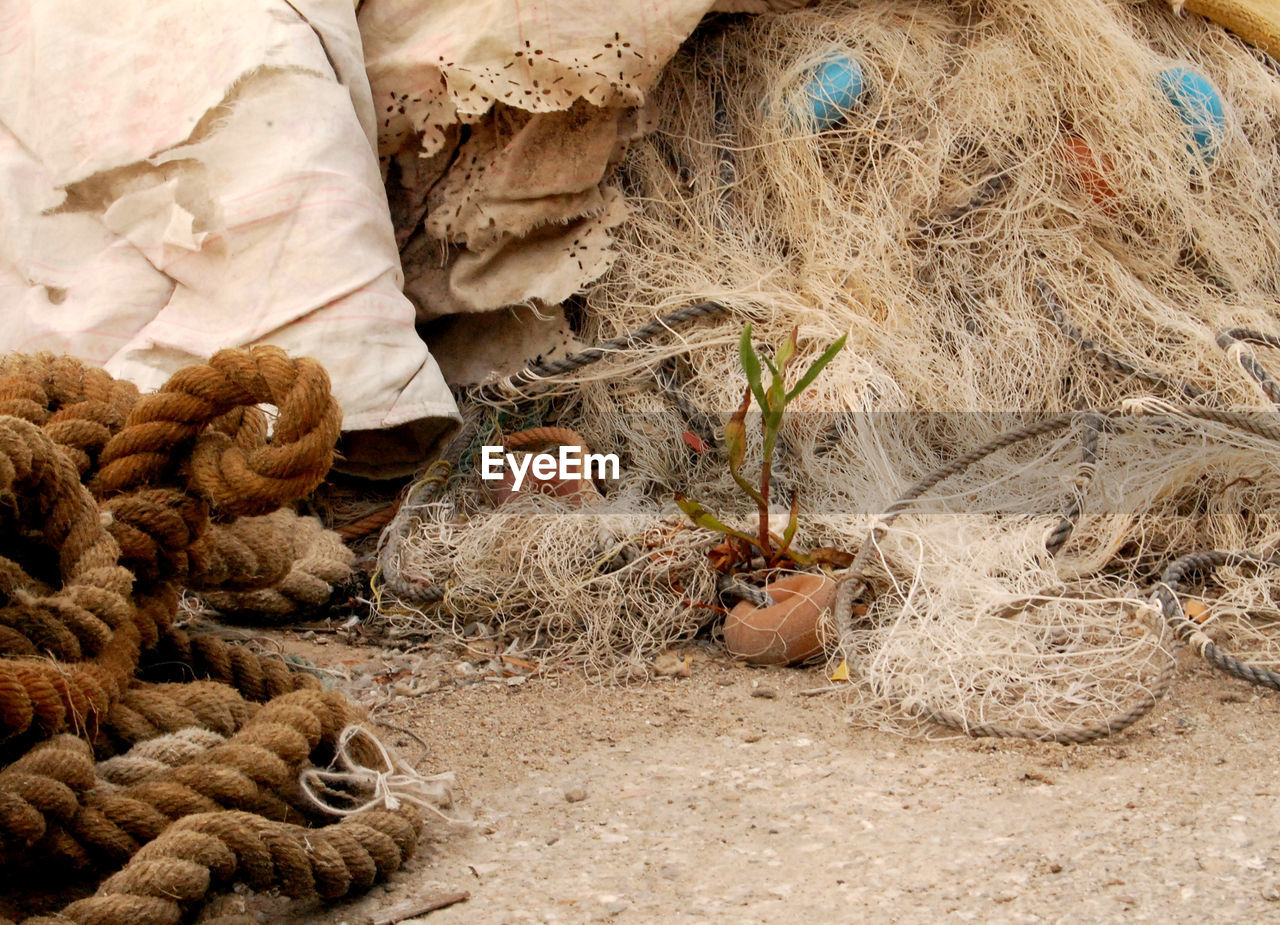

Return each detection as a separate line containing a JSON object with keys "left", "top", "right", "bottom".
{"left": 781, "top": 491, "right": 800, "bottom": 549}
{"left": 675, "top": 494, "right": 762, "bottom": 548}
{"left": 787, "top": 548, "right": 814, "bottom": 568}
{"left": 786, "top": 333, "right": 847, "bottom": 404}
{"left": 762, "top": 406, "right": 784, "bottom": 436}
{"left": 775, "top": 326, "right": 798, "bottom": 376}
{"left": 738, "top": 324, "right": 767, "bottom": 411}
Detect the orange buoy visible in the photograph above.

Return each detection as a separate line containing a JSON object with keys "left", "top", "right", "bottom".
{"left": 1060, "top": 134, "right": 1118, "bottom": 206}
{"left": 724, "top": 573, "right": 837, "bottom": 666}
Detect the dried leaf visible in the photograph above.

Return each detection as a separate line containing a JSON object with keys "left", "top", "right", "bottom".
{"left": 682, "top": 431, "right": 708, "bottom": 453}
{"left": 808, "top": 546, "right": 855, "bottom": 568}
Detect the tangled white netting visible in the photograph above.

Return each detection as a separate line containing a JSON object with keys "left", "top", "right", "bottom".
{"left": 389, "top": 0, "right": 1280, "bottom": 734}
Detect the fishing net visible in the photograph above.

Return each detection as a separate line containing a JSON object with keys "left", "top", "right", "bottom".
{"left": 389, "top": 0, "right": 1280, "bottom": 734}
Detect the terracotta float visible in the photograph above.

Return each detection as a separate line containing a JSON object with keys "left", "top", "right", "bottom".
{"left": 724, "top": 572, "right": 837, "bottom": 666}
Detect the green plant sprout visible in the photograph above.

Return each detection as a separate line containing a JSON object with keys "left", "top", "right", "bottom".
{"left": 677, "top": 323, "right": 846, "bottom": 571}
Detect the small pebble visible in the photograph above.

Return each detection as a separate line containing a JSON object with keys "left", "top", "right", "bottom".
{"left": 751, "top": 687, "right": 778, "bottom": 699}
{"left": 1262, "top": 885, "right": 1280, "bottom": 902}
{"left": 564, "top": 786, "right": 588, "bottom": 803}
{"left": 604, "top": 900, "right": 630, "bottom": 916}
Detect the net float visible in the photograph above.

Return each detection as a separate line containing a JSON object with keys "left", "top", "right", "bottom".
{"left": 1157, "top": 66, "right": 1226, "bottom": 165}
{"left": 724, "top": 572, "right": 837, "bottom": 666}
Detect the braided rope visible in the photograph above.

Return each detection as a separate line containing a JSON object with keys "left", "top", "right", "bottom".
{"left": 502, "top": 426, "right": 589, "bottom": 453}
{"left": 105, "top": 682, "right": 258, "bottom": 752}
{"left": 96, "top": 727, "right": 229, "bottom": 787}
{"left": 198, "top": 512, "right": 355, "bottom": 622}
{"left": 1044, "top": 413, "right": 1101, "bottom": 557}
{"left": 43, "top": 808, "right": 420, "bottom": 925}
{"left": 1155, "top": 550, "right": 1280, "bottom": 690}
{"left": 1036, "top": 281, "right": 1210, "bottom": 402}
{"left": 0, "top": 350, "right": 429, "bottom": 923}
{"left": 335, "top": 498, "right": 402, "bottom": 541}
{"left": 95, "top": 345, "right": 342, "bottom": 517}
{"left": 0, "top": 354, "right": 139, "bottom": 478}
{"left": 899, "top": 644, "right": 1178, "bottom": 744}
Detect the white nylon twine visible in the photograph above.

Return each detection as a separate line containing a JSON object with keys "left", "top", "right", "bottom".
{"left": 299, "top": 724, "right": 457, "bottom": 821}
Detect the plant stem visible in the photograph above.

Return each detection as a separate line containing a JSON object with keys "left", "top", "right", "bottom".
{"left": 758, "top": 418, "right": 773, "bottom": 562}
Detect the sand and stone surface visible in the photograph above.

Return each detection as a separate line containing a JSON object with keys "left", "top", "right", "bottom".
{"left": 246, "top": 631, "right": 1280, "bottom": 925}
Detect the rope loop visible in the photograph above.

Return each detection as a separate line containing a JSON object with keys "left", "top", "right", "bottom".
{"left": 300, "top": 725, "right": 457, "bottom": 822}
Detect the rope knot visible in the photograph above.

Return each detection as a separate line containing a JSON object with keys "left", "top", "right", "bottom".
{"left": 300, "top": 725, "right": 456, "bottom": 821}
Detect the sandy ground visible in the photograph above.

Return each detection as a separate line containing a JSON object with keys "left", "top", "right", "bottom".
{"left": 236, "top": 630, "right": 1280, "bottom": 925}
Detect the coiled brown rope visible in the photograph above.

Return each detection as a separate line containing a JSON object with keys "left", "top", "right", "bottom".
{"left": 34, "top": 808, "right": 421, "bottom": 925}
{"left": 96, "top": 726, "right": 229, "bottom": 787}
{"left": 1, "top": 689, "right": 367, "bottom": 875}
{"left": 198, "top": 511, "right": 355, "bottom": 621}
{"left": 501, "top": 426, "right": 590, "bottom": 453}
{"left": 95, "top": 346, "right": 342, "bottom": 517}
{"left": 0, "top": 352, "right": 352, "bottom": 619}
{"left": 0, "top": 349, "right": 426, "bottom": 924}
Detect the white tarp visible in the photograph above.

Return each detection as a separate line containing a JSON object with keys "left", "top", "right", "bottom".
{"left": 0, "top": 0, "right": 806, "bottom": 455}
{"left": 0, "top": 0, "right": 458, "bottom": 476}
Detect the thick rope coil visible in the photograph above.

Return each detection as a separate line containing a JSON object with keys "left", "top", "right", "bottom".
{"left": 187, "top": 512, "right": 298, "bottom": 591}
{"left": 0, "top": 735, "right": 96, "bottom": 858}
{"left": 35, "top": 807, "right": 420, "bottom": 925}
{"left": 140, "top": 624, "right": 321, "bottom": 701}
{"left": 103, "top": 681, "right": 258, "bottom": 752}
{"left": 0, "top": 349, "right": 434, "bottom": 923}
{"left": 96, "top": 728, "right": 228, "bottom": 787}
{"left": 3, "top": 690, "right": 368, "bottom": 876}
{"left": 94, "top": 345, "right": 342, "bottom": 517}
{"left": 0, "top": 416, "right": 140, "bottom": 746}
{"left": 198, "top": 512, "right": 355, "bottom": 622}
{"left": 0, "top": 353, "right": 140, "bottom": 478}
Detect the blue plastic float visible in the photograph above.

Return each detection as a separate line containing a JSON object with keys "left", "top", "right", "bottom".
{"left": 1157, "top": 66, "right": 1226, "bottom": 165}
{"left": 793, "top": 54, "right": 866, "bottom": 131}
